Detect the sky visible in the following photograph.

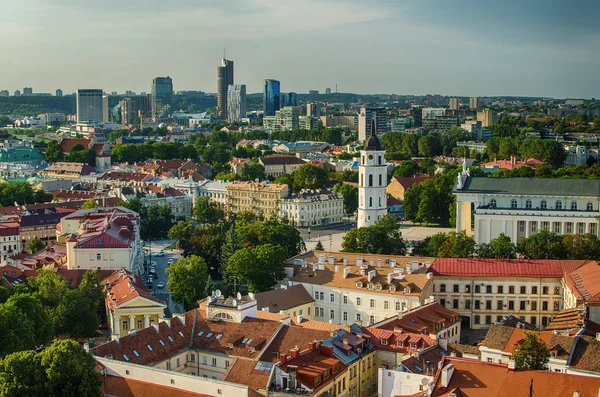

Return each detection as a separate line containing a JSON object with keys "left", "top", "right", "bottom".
{"left": 1, "top": 0, "right": 599, "bottom": 98}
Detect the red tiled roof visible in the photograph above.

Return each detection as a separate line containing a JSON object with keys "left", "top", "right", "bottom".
{"left": 429, "top": 258, "right": 589, "bottom": 278}
{"left": 102, "top": 268, "right": 165, "bottom": 311}
{"left": 391, "top": 175, "right": 434, "bottom": 189}
{"left": 101, "top": 172, "right": 153, "bottom": 182}
{"left": 563, "top": 261, "right": 600, "bottom": 301}
{"left": 101, "top": 376, "right": 211, "bottom": 397}
{"left": 75, "top": 231, "right": 130, "bottom": 249}
{"left": 279, "top": 344, "right": 346, "bottom": 392}
{"left": 0, "top": 222, "right": 19, "bottom": 236}
{"left": 61, "top": 138, "right": 91, "bottom": 153}
{"left": 222, "top": 358, "right": 271, "bottom": 392}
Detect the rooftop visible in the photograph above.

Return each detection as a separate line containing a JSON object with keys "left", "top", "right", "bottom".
{"left": 429, "top": 258, "right": 591, "bottom": 278}
{"left": 455, "top": 176, "right": 600, "bottom": 197}
{"left": 255, "top": 284, "right": 314, "bottom": 313}
{"left": 563, "top": 261, "right": 600, "bottom": 303}
{"left": 260, "top": 154, "right": 306, "bottom": 166}
{"left": 102, "top": 268, "right": 165, "bottom": 311}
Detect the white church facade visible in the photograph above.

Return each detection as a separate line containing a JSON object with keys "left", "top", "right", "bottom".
{"left": 453, "top": 171, "right": 600, "bottom": 244}
{"left": 357, "top": 120, "right": 388, "bottom": 228}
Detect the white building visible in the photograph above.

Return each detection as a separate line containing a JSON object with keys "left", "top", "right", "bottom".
{"left": 0, "top": 222, "right": 20, "bottom": 262}
{"left": 286, "top": 251, "right": 435, "bottom": 327}
{"left": 76, "top": 89, "right": 104, "bottom": 123}
{"left": 279, "top": 189, "right": 344, "bottom": 227}
{"left": 454, "top": 175, "right": 600, "bottom": 244}
{"left": 227, "top": 84, "right": 246, "bottom": 122}
{"left": 197, "top": 180, "right": 231, "bottom": 205}
{"left": 564, "top": 145, "right": 599, "bottom": 165}
{"left": 358, "top": 120, "right": 387, "bottom": 228}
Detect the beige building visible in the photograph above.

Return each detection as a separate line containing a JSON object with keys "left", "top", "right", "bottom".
{"left": 103, "top": 268, "right": 166, "bottom": 340}
{"left": 226, "top": 181, "right": 289, "bottom": 217}
{"left": 428, "top": 258, "right": 583, "bottom": 329}
{"left": 0, "top": 222, "right": 20, "bottom": 262}
{"left": 386, "top": 175, "right": 434, "bottom": 201}
{"left": 259, "top": 154, "right": 306, "bottom": 178}
{"left": 255, "top": 284, "right": 315, "bottom": 320}
{"left": 320, "top": 114, "right": 357, "bottom": 129}
{"left": 448, "top": 98, "right": 459, "bottom": 110}
{"left": 476, "top": 108, "right": 497, "bottom": 127}
{"left": 469, "top": 96, "right": 479, "bottom": 109}
{"left": 279, "top": 189, "right": 344, "bottom": 227}
{"left": 38, "top": 162, "right": 94, "bottom": 179}
{"left": 286, "top": 251, "right": 436, "bottom": 327}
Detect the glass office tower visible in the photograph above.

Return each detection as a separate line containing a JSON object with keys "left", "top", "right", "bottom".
{"left": 263, "top": 79, "right": 281, "bottom": 117}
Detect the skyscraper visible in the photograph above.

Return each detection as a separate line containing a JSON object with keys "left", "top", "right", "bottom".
{"left": 263, "top": 79, "right": 281, "bottom": 117}
{"left": 358, "top": 107, "right": 387, "bottom": 141}
{"left": 55, "top": 89, "right": 63, "bottom": 97}
{"left": 76, "top": 89, "right": 104, "bottom": 123}
{"left": 227, "top": 84, "right": 246, "bottom": 122}
{"left": 325, "top": 88, "right": 331, "bottom": 95}
{"left": 23, "top": 87, "right": 33, "bottom": 96}
{"left": 217, "top": 59, "right": 234, "bottom": 118}
{"left": 469, "top": 97, "right": 479, "bottom": 109}
{"left": 151, "top": 77, "right": 173, "bottom": 120}
{"left": 280, "top": 92, "right": 297, "bottom": 108}
{"left": 449, "top": 98, "right": 459, "bottom": 110}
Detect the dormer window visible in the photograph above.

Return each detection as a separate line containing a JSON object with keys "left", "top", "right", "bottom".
{"left": 404, "top": 287, "right": 411, "bottom": 294}
{"left": 551, "top": 351, "right": 557, "bottom": 358}
{"left": 381, "top": 339, "right": 387, "bottom": 345}
{"left": 367, "top": 284, "right": 374, "bottom": 290}
{"left": 356, "top": 282, "right": 363, "bottom": 288}
{"left": 389, "top": 286, "right": 395, "bottom": 292}
{"left": 375, "top": 285, "right": 381, "bottom": 291}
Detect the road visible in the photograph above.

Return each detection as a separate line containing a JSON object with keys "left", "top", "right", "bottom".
{"left": 142, "top": 239, "right": 183, "bottom": 316}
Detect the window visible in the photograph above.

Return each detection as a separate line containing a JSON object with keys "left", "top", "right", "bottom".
{"left": 96, "top": 253, "right": 101, "bottom": 260}
{"left": 531, "top": 301, "right": 537, "bottom": 310}
{"left": 542, "top": 301, "right": 548, "bottom": 311}
{"left": 122, "top": 321, "right": 128, "bottom": 330}
{"left": 225, "top": 360, "right": 230, "bottom": 368}
{"left": 578, "top": 223, "right": 585, "bottom": 234}
{"left": 166, "top": 361, "right": 171, "bottom": 370}
{"left": 475, "top": 285, "right": 481, "bottom": 293}
{"left": 320, "top": 308, "right": 325, "bottom": 317}
{"left": 330, "top": 310, "right": 335, "bottom": 319}
{"left": 370, "top": 299, "right": 375, "bottom": 308}
{"left": 485, "top": 315, "right": 492, "bottom": 325}
{"left": 489, "top": 199, "right": 497, "bottom": 208}
{"left": 532, "top": 286, "right": 538, "bottom": 294}
{"left": 475, "top": 300, "right": 481, "bottom": 310}
{"left": 497, "top": 286, "right": 504, "bottom": 294}
{"left": 343, "top": 296, "right": 348, "bottom": 304}
{"left": 571, "top": 201, "right": 578, "bottom": 210}
{"left": 314, "top": 291, "right": 319, "bottom": 300}
{"left": 356, "top": 313, "right": 361, "bottom": 321}
{"left": 541, "top": 200, "right": 547, "bottom": 209}
{"left": 486, "top": 300, "right": 492, "bottom": 310}
{"left": 486, "top": 285, "right": 492, "bottom": 294}
{"left": 384, "top": 301, "right": 389, "bottom": 310}
{"left": 541, "top": 221, "right": 550, "bottom": 231}
{"left": 453, "top": 299, "right": 459, "bottom": 309}
{"left": 511, "top": 199, "right": 518, "bottom": 208}
{"left": 497, "top": 301, "right": 503, "bottom": 310}
{"left": 465, "top": 285, "right": 471, "bottom": 293}
{"left": 343, "top": 312, "right": 348, "bottom": 321}
{"left": 553, "top": 222, "right": 562, "bottom": 233}
{"left": 474, "top": 315, "right": 480, "bottom": 324}
{"left": 525, "top": 199, "right": 532, "bottom": 209}
{"left": 440, "top": 284, "right": 446, "bottom": 293}
{"left": 212, "top": 358, "right": 217, "bottom": 366}
{"left": 453, "top": 284, "right": 459, "bottom": 293}
{"left": 566, "top": 222, "right": 573, "bottom": 234}
{"left": 368, "top": 174, "right": 373, "bottom": 187}
{"left": 379, "top": 174, "right": 382, "bottom": 186}
{"left": 440, "top": 298, "right": 446, "bottom": 306}
{"left": 330, "top": 293, "right": 335, "bottom": 302}
{"left": 520, "top": 301, "right": 526, "bottom": 310}
{"left": 520, "top": 286, "right": 526, "bottom": 294}
{"left": 320, "top": 292, "right": 324, "bottom": 300}
{"left": 519, "top": 220, "right": 526, "bottom": 232}
{"left": 555, "top": 200, "right": 563, "bottom": 210}
{"left": 508, "top": 301, "right": 515, "bottom": 310}
{"left": 369, "top": 197, "right": 372, "bottom": 207}
{"left": 465, "top": 300, "right": 471, "bottom": 309}
{"left": 530, "top": 221, "right": 537, "bottom": 233}
{"left": 587, "top": 202, "right": 594, "bottom": 211}
{"left": 531, "top": 316, "right": 537, "bottom": 326}
{"left": 356, "top": 297, "right": 361, "bottom": 306}
{"left": 509, "top": 286, "right": 515, "bottom": 294}
{"left": 487, "top": 357, "right": 493, "bottom": 363}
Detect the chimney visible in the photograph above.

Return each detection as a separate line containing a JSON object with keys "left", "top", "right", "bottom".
{"left": 441, "top": 364, "right": 455, "bottom": 388}
{"left": 343, "top": 337, "right": 349, "bottom": 345}
{"left": 368, "top": 270, "right": 376, "bottom": 282}
{"left": 334, "top": 265, "right": 339, "bottom": 273}
{"left": 279, "top": 353, "right": 287, "bottom": 363}
{"left": 438, "top": 337, "right": 448, "bottom": 351}
{"left": 297, "top": 314, "right": 304, "bottom": 323}
{"left": 328, "top": 256, "right": 335, "bottom": 265}
{"left": 508, "top": 359, "right": 516, "bottom": 371}
{"left": 313, "top": 263, "right": 319, "bottom": 272}
{"left": 248, "top": 292, "right": 256, "bottom": 300}
{"left": 343, "top": 267, "right": 352, "bottom": 278}
{"left": 308, "top": 341, "right": 318, "bottom": 352}
{"left": 387, "top": 273, "right": 394, "bottom": 284}
{"left": 343, "top": 257, "right": 347, "bottom": 266}
{"left": 369, "top": 258, "right": 374, "bottom": 267}
{"left": 356, "top": 258, "right": 363, "bottom": 266}
{"left": 596, "top": 332, "right": 600, "bottom": 341}
{"left": 290, "top": 347, "right": 300, "bottom": 359}
{"left": 262, "top": 307, "right": 270, "bottom": 312}
{"left": 427, "top": 272, "right": 433, "bottom": 279}
{"left": 573, "top": 392, "right": 580, "bottom": 397}
{"left": 377, "top": 259, "right": 382, "bottom": 268}
{"left": 318, "top": 254, "right": 326, "bottom": 263}
{"left": 281, "top": 284, "right": 287, "bottom": 290}
{"left": 389, "top": 260, "right": 396, "bottom": 268}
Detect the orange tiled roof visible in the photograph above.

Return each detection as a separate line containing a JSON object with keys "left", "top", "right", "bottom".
{"left": 102, "top": 268, "right": 165, "bottom": 311}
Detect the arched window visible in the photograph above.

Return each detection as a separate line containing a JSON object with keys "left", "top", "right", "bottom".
{"left": 369, "top": 197, "right": 373, "bottom": 208}
{"left": 556, "top": 200, "right": 563, "bottom": 210}
{"left": 571, "top": 201, "right": 578, "bottom": 210}
{"left": 379, "top": 174, "right": 382, "bottom": 186}
{"left": 541, "top": 200, "right": 547, "bottom": 209}
{"left": 368, "top": 174, "right": 373, "bottom": 187}
{"left": 362, "top": 156, "right": 365, "bottom": 165}
{"left": 525, "top": 200, "right": 532, "bottom": 209}
{"left": 379, "top": 197, "right": 381, "bottom": 207}
{"left": 587, "top": 202, "right": 594, "bottom": 211}
{"left": 511, "top": 199, "right": 518, "bottom": 209}
{"left": 489, "top": 199, "right": 497, "bottom": 208}
{"left": 360, "top": 174, "right": 364, "bottom": 187}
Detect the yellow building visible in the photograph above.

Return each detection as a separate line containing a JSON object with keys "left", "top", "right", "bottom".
{"left": 226, "top": 181, "right": 289, "bottom": 217}
{"left": 256, "top": 284, "right": 315, "bottom": 320}
{"left": 102, "top": 268, "right": 166, "bottom": 340}
{"left": 477, "top": 108, "right": 497, "bottom": 127}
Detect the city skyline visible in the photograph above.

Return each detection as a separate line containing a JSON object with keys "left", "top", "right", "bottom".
{"left": 0, "top": 0, "right": 599, "bottom": 98}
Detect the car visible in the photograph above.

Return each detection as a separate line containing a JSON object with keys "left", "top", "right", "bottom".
{"left": 152, "top": 273, "right": 159, "bottom": 279}
{"left": 150, "top": 261, "right": 157, "bottom": 266}
{"left": 157, "top": 282, "right": 165, "bottom": 289}
{"left": 153, "top": 251, "right": 165, "bottom": 257}
{"left": 167, "top": 258, "right": 175, "bottom": 264}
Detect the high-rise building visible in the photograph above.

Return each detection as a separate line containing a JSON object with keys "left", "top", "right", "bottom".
{"left": 55, "top": 89, "right": 63, "bottom": 97}
{"left": 23, "top": 87, "right": 33, "bottom": 96}
{"left": 0, "top": 90, "right": 9, "bottom": 97}
{"left": 307, "top": 103, "right": 319, "bottom": 118}
{"left": 410, "top": 107, "right": 422, "bottom": 127}
{"left": 102, "top": 95, "right": 109, "bottom": 123}
{"left": 227, "top": 84, "right": 246, "bottom": 122}
{"left": 76, "top": 89, "right": 104, "bottom": 123}
{"left": 358, "top": 107, "right": 387, "bottom": 141}
{"left": 263, "top": 79, "right": 281, "bottom": 117}
{"left": 358, "top": 119, "right": 387, "bottom": 228}
{"left": 280, "top": 92, "right": 297, "bottom": 108}
{"left": 13, "top": 90, "right": 20, "bottom": 97}
{"left": 449, "top": 98, "right": 459, "bottom": 110}
{"left": 216, "top": 59, "right": 234, "bottom": 118}
{"left": 469, "top": 97, "right": 479, "bottom": 109}
{"left": 151, "top": 77, "right": 173, "bottom": 120}
{"left": 263, "top": 106, "right": 298, "bottom": 131}
{"left": 325, "top": 88, "right": 331, "bottom": 95}
{"left": 477, "top": 108, "right": 497, "bottom": 127}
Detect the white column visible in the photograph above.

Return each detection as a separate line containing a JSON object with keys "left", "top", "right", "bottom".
{"left": 129, "top": 315, "right": 136, "bottom": 332}
{"left": 455, "top": 201, "right": 462, "bottom": 232}
{"left": 113, "top": 315, "right": 121, "bottom": 338}
{"left": 144, "top": 314, "right": 150, "bottom": 328}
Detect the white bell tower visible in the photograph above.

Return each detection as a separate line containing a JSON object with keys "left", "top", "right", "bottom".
{"left": 357, "top": 119, "right": 387, "bottom": 228}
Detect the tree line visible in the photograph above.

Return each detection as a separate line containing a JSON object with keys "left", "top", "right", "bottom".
{"left": 0, "top": 181, "right": 52, "bottom": 207}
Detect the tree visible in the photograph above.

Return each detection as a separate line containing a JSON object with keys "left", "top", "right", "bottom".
{"left": 5, "top": 294, "right": 52, "bottom": 347}
{"left": 517, "top": 230, "right": 565, "bottom": 259}
{"left": 274, "top": 173, "right": 293, "bottom": 186}
{"left": 39, "top": 340, "right": 103, "bottom": 397}
{"left": 238, "top": 218, "right": 305, "bottom": 258}
{"left": 240, "top": 162, "right": 266, "bottom": 181}
{"left": 78, "top": 271, "right": 103, "bottom": 313}
{"left": 333, "top": 183, "right": 358, "bottom": 214}
{"left": 122, "top": 197, "right": 143, "bottom": 214}
{"left": 81, "top": 200, "right": 97, "bottom": 209}
{"left": 0, "top": 305, "right": 36, "bottom": 357}
{"left": 292, "top": 164, "right": 327, "bottom": 192}
{"left": 477, "top": 233, "right": 517, "bottom": 258}
{"left": 29, "top": 268, "right": 66, "bottom": 308}
{"left": 55, "top": 289, "right": 99, "bottom": 338}
{"left": 342, "top": 215, "right": 407, "bottom": 255}
{"left": 437, "top": 231, "right": 476, "bottom": 258}
{"left": 561, "top": 234, "right": 600, "bottom": 259}
{"left": 226, "top": 244, "right": 287, "bottom": 293}
{"left": 27, "top": 236, "right": 45, "bottom": 253}
{"left": 0, "top": 350, "right": 47, "bottom": 397}
{"left": 166, "top": 255, "right": 210, "bottom": 310}
{"left": 393, "top": 160, "right": 419, "bottom": 177}
{"left": 412, "top": 233, "right": 449, "bottom": 257}
{"left": 141, "top": 205, "right": 174, "bottom": 239}
{"left": 168, "top": 220, "right": 195, "bottom": 243}
{"left": 0, "top": 181, "right": 52, "bottom": 207}
{"left": 314, "top": 241, "right": 324, "bottom": 250}
{"left": 44, "top": 141, "right": 63, "bottom": 163}
{"left": 220, "top": 224, "right": 243, "bottom": 294}
{"left": 194, "top": 196, "right": 224, "bottom": 225}
{"left": 511, "top": 331, "right": 550, "bottom": 370}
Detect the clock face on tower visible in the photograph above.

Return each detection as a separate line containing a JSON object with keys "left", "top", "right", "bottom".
{"left": 368, "top": 155, "right": 373, "bottom": 160}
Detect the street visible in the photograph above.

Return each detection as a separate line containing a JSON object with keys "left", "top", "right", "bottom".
{"left": 143, "top": 239, "right": 183, "bottom": 316}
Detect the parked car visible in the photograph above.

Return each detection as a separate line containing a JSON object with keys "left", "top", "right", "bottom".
{"left": 153, "top": 251, "right": 165, "bottom": 257}
{"left": 167, "top": 258, "right": 175, "bottom": 264}
{"left": 157, "top": 282, "right": 165, "bottom": 289}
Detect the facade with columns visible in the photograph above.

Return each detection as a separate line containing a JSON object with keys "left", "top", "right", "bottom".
{"left": 454, "top": 175, "right": 600, "bottom": 244}
{"left": 357, "top": 121, "right": 388, "bottom": 228}
{"left": 102, "top": 269, "right": 166, "bottom": 340}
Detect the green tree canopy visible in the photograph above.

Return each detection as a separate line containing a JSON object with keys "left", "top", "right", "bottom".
{"left": 44, "top": 141, "right": 64, "bottom": 163}
{"left": 0, "top": 304, "right": 36, "bottom": 357}
{"left": 517, "top": 230, "right": 565, "bottom": 259}
{"left": 55, "top": 289, "right": 99, "bottom": 338}
{"left": 27, "top": 236, "right": 45, "bottom": 254}
{"left": 141, "top": 205, "right": 174, "bottom": 239}
{"left": 238, "top": 218, "right": 305, "bottom": 258}
{"left": 240, "top": 162, "right": 266, "bottom": 181}
{"left": 476, "top": 233, "right": 517, "bottom": 258}
{"left": 81, "top": 199, "right": 97, "bottom": 209}
{"left": 194, "top": 196, "right": 225, "bottom": 224}
{"left": 292, "top": 164, "right": 328, "bottom": 192}
{"left": 333, "top": 183, "right": 358, "bottom": 214}
{"left": 166, "top": 255, "right": 210, "bottom": 310}
{"left": 226, "top": 244, "right": 287, "bottom": 293}
{"left": 511, "top": 331, "right": 550, "bottom": 370}
{"left": 0, "top": 350, "right": 47, "bottom": 397}
{"left": 342, "top": 214, "right": 407, "bottom": 255}
{"left": 0, "top": 181, "right": 52, "bottom": 207}
{"left": 437, "top": 231, "right": 476, "bottom": 258}
{"left": 29, "top": 268, "right": 66, "bottom": 308}
{"left": 5, "top": 294, "right": 52, "bottom": 347}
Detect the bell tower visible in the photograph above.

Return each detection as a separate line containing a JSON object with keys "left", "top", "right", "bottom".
{"left": 357, "top": 119, "right": 387, "bottom": 228}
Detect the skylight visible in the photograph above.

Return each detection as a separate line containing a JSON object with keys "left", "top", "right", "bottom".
{"left": 242, "top": 338, "right": 248, "bottom": 344}
{"left": 133, "top": 350, "right": 139, "bottom": 357}
{"left": 247, "top": 339, "right": 253, "bottom": 345}
{"left": 206, "top": 333, "right": 213, "bottom": 338}
{"left": 216, "top": 334, "right": 223, "bottom": 340}
{"left": 159, "top": 339, "right": 165, "bottom": 346}
{"left": 167, "top": 336, "right": 174, "bottom": 342}
{"left": 178, "top": 331, "right": 184, "bottom": 337}
{"left": 147, "top": 344, "right": 153, "bottom": 351}
{"left": 198, "top": 331, "right": 204, "bottom": 337}
{"left": 123, "top": 354, "right": 129, "bottom": 361}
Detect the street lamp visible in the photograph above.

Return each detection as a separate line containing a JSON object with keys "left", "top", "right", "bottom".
{"left": 308, "top": 227, "right": 311, "bottom": 240}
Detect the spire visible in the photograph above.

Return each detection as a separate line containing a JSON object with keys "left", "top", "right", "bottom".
{"left": 370, "top": 117, "right": 376, "bottom": 137}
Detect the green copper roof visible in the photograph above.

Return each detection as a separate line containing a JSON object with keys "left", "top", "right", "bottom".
{"left": 0, "top": 147, "right": 45, "bottom": 163}
{"left": 456, "top": 177, "right": 600, "bottom": 197}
